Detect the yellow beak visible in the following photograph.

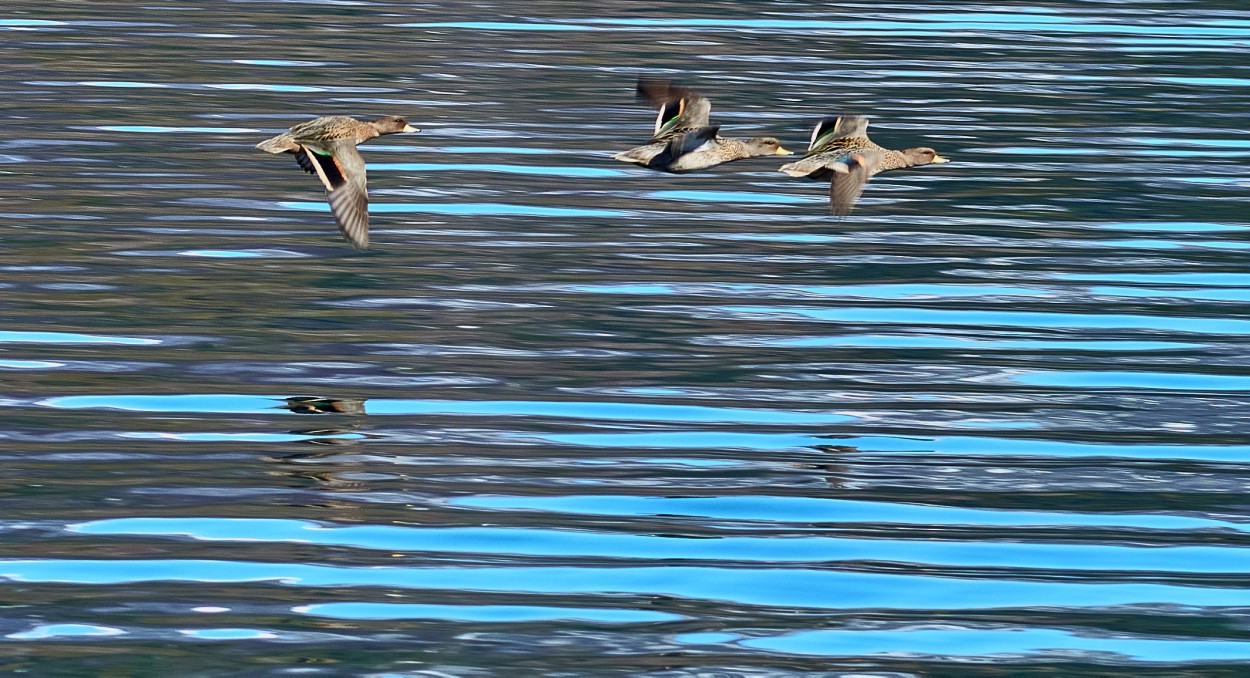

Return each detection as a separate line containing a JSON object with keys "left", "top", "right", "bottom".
{"left": 402, "top": 124, "right": 420, "bottom": 133}
{"left": 932, "top": 154, "right": 950, "bottom": 164}
{"left": 775, "top": 146, "right": 794, "bottom": 156}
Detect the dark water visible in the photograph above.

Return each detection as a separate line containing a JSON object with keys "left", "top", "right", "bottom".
{"left": 4, "top": 1, "right": 1250, "bottom": 674}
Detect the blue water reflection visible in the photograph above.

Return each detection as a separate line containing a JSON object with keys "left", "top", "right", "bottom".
{"left": 371, "top": 163, "right": 625, "bottom": 178}
{"left": 1014, "top": 371, "right": 1250, "bottom": 390}
{"left": 8, "top": 560, "right": 1250, "bottom": 610}
{"left": 9, "top": 0, "right": 1250, "bottom": 671}
{"left": 698, "top": 334, "right": 1198, "bottom": 351}
{"left": 450, "top": 495, "right": 1243, "bottom": 531}
{"left": 7, "top": 624, "right": 125, "bottom": 640}
{"left": 0, "top": 331, "right": 159, "bottom": 345}
{"left": 719, "top": 306, "right": 1250, "bottom": 334}
{"left": 742, "top": 627, "right": 1250, "bottom": 662}
{"left": 72, "top": 516, "right": 1250, "bottom": 568}
{"left": 281, "top": 201, "right": 628, "bottom": 218}
{"left": 296, "top": 602, "right": 680, "bottom": 623}
{"left": 36, "top": 394, "right": 854, "bottom": 425}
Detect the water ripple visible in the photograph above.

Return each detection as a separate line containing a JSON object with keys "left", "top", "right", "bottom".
{"left": 8, "top": 1, "right": 1250, "bottom": 671}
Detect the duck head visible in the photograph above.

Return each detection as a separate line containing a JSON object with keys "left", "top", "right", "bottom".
{"left": 901, "top": 147, "right": 949, "bottom": 166}
{"left": 369, "top": 115, "right": 420, "bottom": 135}
{"left": 745, "top": 137, "right": 794, "bottom": 157}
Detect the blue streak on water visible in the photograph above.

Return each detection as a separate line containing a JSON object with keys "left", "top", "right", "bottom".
{"left": 437, "top": 146, "right": 559, "bottom": 155}
{"left": 396, "top": 22, "right": 596, "bottom": 31}
{"left": 1092, "top": 286, "right": 1250, "bottom": 301}
{"left": 720, "top": 306, "right": 1250, "bottom": 334}
{"left": 29, "top": 80, "right": 389, "bottom": 92}
{"left": 1160, "top": 77, "right": 1250, "bottom": 87}
{"left": 112, "top": 249, "right": 308, "bottom": 259}
{"left": 119, "top": 432, "right": 361, "bottom": 443}
{"left": 566, "top": 283, "right": 1050, "bottom": 298}
{"left": 232, "top": 59, "right": 327, "bottom": 66}
{"left": 6, "top": 624, "right": 124, "bottom": 640}
{"left": 294, "top": 602, "right": 680, "bottom": 623}
{"left": 816, "top": 436, "right": 1250, "bottom": 462}
{"left": 38, "top": 394, "right": 280, "bottom": 412}
{"left": 525, "top": 431, "right": 827, "bottom": 450}
{"left": 648, "top": 190, "right": 813, "bottom": 205}
{"left": 1060, "top": 272, "right": 1250, "bottom": 286}
{"left": 697, "top": 232, "right": 840, "bottom": 243}
{"left": 180, "top": 628, "right": 276, "bottom": 640}
{"left": 370, "top": 162, "right": 625, "bottom": 177}
{"left": 729, "top": 335, "right": 1198, "bottom": 351}
{"left": 207, "top": 83, "right": 329, "bottom": 92}
{"left": 1100, "top": 221, "right": 1246, "bottom": 232}
{"left": 741, "top": 628, "right": 1250, "bottom": 662}
{"left": 1128, "top": 138, "right": 1250, "bottom": 149}
{"left": 280, "top": 201, "right": 627, "bottom": 218}
{"left": 978, "top": 146, "right": 1085, "bottom": 155}
{"left": 633, "top": 457, "right": 743, "bottom": 468}
{"left": 1015, "top": 371, "right": 1250, "bottom": 391}
{"left": 0, "top": 331, "right": 159, "bottom": 345}
{"left": 528, "top": 431, "right": 1233, "bottom": 458}
{"left": 8, "top": 560, "right": 1250, "bottom": 610}
{"left": 78, "top": 81, "right": 168, "bottom": 88}
{"left": 1133, "top": 149, "right": 1250, "bottom": 158}
{"left": 1168, "top": 177, "right": 1248, "bottom": 186}
{"left": 0, "top": 360, "right": 67, "bottom": 369}
{"left": 1101, "top": 238, "right": 1250, "bottom": 251}
{"left": 676, "top": 632, "right": 740, "bottom": 644}
{"left": 364, "top": 399, "right": 851, "bottom": 424}
{"left": 98, "top": 126, "right": 260, "bottom": 133}
{"left": 585, "top": 18, "right": 1250, "bottom": 38}
{"left": 402, "top": 17, "right": 1250, "bottom": 38}
{"left": 449, "top": 495, "right": 1241, "bottom": 532}
{"left": 0, "top": 19, "right": 64, "bottom": 26}
{"left": 176, "top": 249, "right": 285, "bottom": 258}
{"left": 37, "top": 394, "right": 852, "bottom": 425}
{"left": 97, "top": 515, "right": 1250, "bottom": 570}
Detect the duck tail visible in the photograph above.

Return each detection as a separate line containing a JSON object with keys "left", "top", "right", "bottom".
{"left": 256, "top": 134, "right": 298, "bottom": 154}
{"left": 612, "top": 148, "right": 652, "bottom": 165}
{"left": 779, "top": 155, "right": 836, "bottom": 179}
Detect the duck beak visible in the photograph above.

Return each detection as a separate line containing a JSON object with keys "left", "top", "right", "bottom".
{"left": 402, "top": 124, "right": 420, "bottom": 133}
{"left": 775, "top": 146, "right": 794, "bottom": 156}
{"left": 932, "top": 154, "right": 950, "bottom": 164}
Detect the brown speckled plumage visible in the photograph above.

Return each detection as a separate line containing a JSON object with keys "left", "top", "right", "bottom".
{"left": 613, "top": 78, "right": 792, "bottom": 172}
{"left": 779, "top": 116, "right": 948, "bottom": 215}
{"left": 256, "top": 115, "right": 418, "bottom": 250}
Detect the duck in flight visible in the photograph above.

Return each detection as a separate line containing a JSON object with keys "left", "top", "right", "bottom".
{"left": 613, "top": 78, "right": 792, "bottom": 172}
{"left": 256, "top": 115, "right": 418, "bottom": 250}
{"left": 779, "top": 116, "right": 948, "bottom": 216}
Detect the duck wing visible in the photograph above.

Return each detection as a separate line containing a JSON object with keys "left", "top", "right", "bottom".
{"left": 829, "top": 149, "right": 883, "bottom": 217}
{"left": 636, "top": 78, "right": 712, "bottom": 141}
{"left": 808, "top": 115, "right": 870, "bottom": 154}
{"left": 286, "top": 115, "right": 356, "bottom": 141}
{"left": 298, "top": 140, "right": 370, "bottom": 250}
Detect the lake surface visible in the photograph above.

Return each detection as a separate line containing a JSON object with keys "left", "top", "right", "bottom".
{"left": 4, "top": 0, "right": 1250, "bottom": 674}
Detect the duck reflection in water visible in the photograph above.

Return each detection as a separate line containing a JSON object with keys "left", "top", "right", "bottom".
{"left": 809, "top": 443, "right": 861, "bottom": 490}
{"left": 280, "top": 396, "right": 367, "bottom": 416}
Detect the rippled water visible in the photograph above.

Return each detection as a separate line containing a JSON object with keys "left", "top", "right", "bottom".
{"left": 5, "top": 1, "right": 1250, "bottom": 674}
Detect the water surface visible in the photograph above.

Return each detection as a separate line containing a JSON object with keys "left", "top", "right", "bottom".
{"left": 3, "top": 1, "right": 1250, "bottom": 675}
